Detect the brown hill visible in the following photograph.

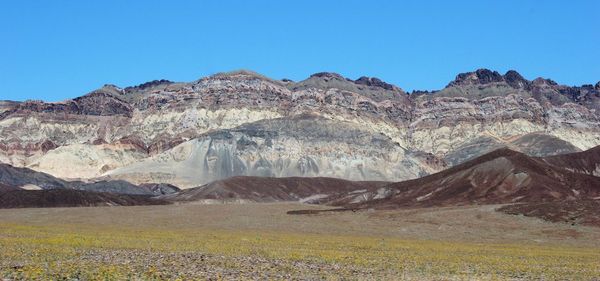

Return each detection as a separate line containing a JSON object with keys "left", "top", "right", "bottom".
{"left": 162, "top": 176, "right": 388, "bottom": 203}
{"left": 338, "top": 148, "right": 600, "bottom": 209}
{"left": 540, "top": 145, "right": 600, "bottom": 176}
{"left": 305, "top": 147, "right": 600, "bottom": 226}
{"left": 0, "top": 189, "right": 168, "bottom": 209}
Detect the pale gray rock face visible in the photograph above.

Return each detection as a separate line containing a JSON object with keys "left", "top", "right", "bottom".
{"left": 1, "top": 69, "right": 599, "bottom": 188}
{"left": 105, "top": 115, "right": 425, "bottom": 188}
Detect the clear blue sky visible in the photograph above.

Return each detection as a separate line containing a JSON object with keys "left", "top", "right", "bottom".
{"left": 1, "top": 0, "right": 599, "bottom": 101}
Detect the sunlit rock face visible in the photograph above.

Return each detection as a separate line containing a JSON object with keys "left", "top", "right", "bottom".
{"left": 1, "top": 69, "right": 598, "bottom": 188}
{"left": 104, "top": 115, "right": 427, "bottom": 188}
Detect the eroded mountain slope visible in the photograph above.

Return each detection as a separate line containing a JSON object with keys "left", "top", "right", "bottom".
{"left": 104, "top": 115, "right": 431, "bottom": 187}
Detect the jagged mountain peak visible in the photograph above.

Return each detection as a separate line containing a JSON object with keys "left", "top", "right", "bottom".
{"left": 354, "top": 76, "right": 401, "bottom": 91}
{"left": 531, "top": 77, "right": 558, "bottom": 86}
{"left": 306, "top": 72, "right": 403, "bottom": 92}
{"left": 102, "top": 84, "right": 123, "bottom": 90}
{"left": 87, "top": 84, "right": 125, "bottom": 97}
{"left": 124, "top": 79, "right": 174, "bottom": 93}
{"left": 503, "top": 70, "right": 529, "bottom": 89}
{"left": 308, "top": 72, "right": 351, "bottom": 81}
{"left": 435, "top": 69, "right": 600, "bottom": 108}
{"left": 447, "top": 68, "right": 504, "bottom": 87}
{"left": 293, "top": 72, "right": 406, "bottom": 100}
{"left": 447, "top": 68, "right": 531, "bottom": 89}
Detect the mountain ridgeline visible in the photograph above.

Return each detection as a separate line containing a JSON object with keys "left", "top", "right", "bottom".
{"left": 0, "top": 69, "right": 599, "bottom": 190}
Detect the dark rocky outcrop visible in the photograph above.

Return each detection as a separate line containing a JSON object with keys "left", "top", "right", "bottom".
{"left": 139, "top": 183, "right": 181, "bottom": 195}
{"left": 448, "top": 69, "right": 531, "bottom": 89}
{"left": 309, "top": 72, "right": 351, "bottom": 81}
{"left": 0, "top": 163, "right": 70, "bottom": 190}
{"left": 124, "top": 79, "right": 174, "bottom": 92}
{"left": 354, "top": 76, "right": 398, "bottom": 91}
{"left": 503, "top": 70, "right": 530, "bottom": 89}
{"left": 447, "top": 69, "right": 504, "bottom": 87}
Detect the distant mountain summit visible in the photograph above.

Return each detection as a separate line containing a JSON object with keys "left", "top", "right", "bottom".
{"left": 448, "top": 69, "right": 507, "bottom": 87}
{"left": 448, "top": 69, "right": 532, "bottom": 90}
{"left": 442, "top": 68, "right": 600, "bottom": 108}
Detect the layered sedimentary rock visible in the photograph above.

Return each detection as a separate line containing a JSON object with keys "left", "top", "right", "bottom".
{"left": 1, "top": 69, "right": 599, "bottom": 188}
{"left": 104, "top": 115, "right": 429, "bottom": 188}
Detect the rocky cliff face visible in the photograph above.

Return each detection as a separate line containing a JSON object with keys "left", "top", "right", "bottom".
{"left": 104, "top": 115, "right": 430, "bottom": 187}
{"left": 1, "top": 69, "right": 598, "bottom": 188}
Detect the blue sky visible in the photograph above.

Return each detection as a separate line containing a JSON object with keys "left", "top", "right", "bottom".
{"left": 1, "top": 0, "right": 599, "bottom": 101}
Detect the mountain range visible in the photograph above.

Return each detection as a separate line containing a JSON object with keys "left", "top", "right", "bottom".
{"left": 1, "top": 69, "right": 598, "bottom": 189}
{"left": 1, "top": 69, "right": 600, "bottom": 224}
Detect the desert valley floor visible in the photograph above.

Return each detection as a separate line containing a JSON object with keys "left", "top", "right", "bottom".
{"left": 1, "top": 203, "right": 599, "bottom": 280}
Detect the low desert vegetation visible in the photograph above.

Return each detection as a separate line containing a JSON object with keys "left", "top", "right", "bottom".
{"left": 1, "top": 221, "right": 599, "bottom": 280}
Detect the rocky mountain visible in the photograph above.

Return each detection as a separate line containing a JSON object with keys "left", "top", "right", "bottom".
{"left": 104, "top": 114, "right": 431, "bottom": 187}
{"left": 1, "top": 69, "right": 599, "bottom": 188}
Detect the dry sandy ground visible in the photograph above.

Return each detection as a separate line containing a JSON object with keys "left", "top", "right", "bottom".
{"left": 2, "top": 203, "right": 600, "bottom": 280}
{"left": 1, "top": 202, "right": 598, "bottom": 248}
